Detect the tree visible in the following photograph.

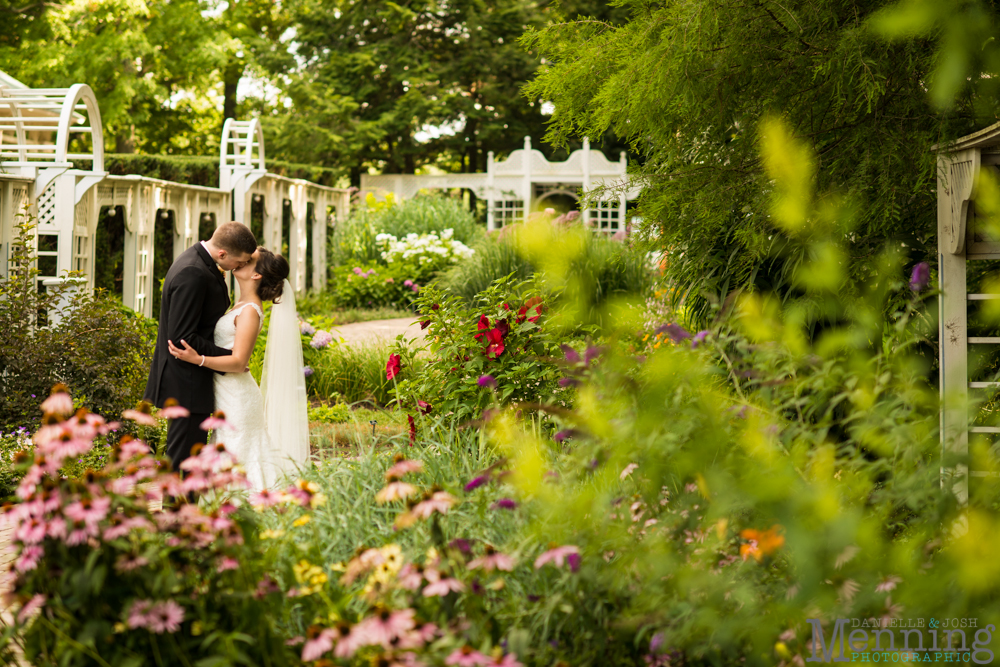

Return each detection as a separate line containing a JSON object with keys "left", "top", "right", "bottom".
{"left": 522, "top": 0, "right": 984, "bottom": 306}
{"left": 262, "top": 0, "right": 559, "bottom": 184}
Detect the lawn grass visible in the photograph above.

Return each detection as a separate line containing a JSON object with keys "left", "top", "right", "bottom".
{"left": 309, "top": 406, "right": 409, "bottom": 458}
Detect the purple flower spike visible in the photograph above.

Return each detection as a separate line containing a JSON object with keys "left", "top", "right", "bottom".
{"left": 584, "top": 346, "right": 603, "bottom": 365}
{"left": 910, "top": 262, "right": 930, "bottom": 293}
{"left": 554, "top": 430, "right": 573, "bottom": 443}
{"left": 655, "top": 323, "right": 692, "bottom": 343}
{"left": 566, "top": 552, "right": 581, "bottom": 573}
{"left": 478, "top": 375, "right": 497, "bottom": 388}
{"left": 558, "top": 377, "right": 579, "bottom": 388}
{"left": 464, "top": 474, "right": 489, "bottom": 492}
{"left": 302, "top": 366, "right": 314, "bottom": 377}
{"left": 491, "top": 498, "right": 518, "bottom": 510}
{"left": 650, "top": 633, "right": 665, "bottom": 654}
{"left": 449, "top": 538, "right": 473, "bottom": 554}
{"left": 561, "top": 344, "right": 581, "bottom": 364}
{"left": 691, "top": 330, "right": 710, "bottom": 348}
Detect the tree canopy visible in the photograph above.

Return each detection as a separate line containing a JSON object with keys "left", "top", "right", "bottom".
{"left": 522, "top": 0, "right": 989, "bottom": 301}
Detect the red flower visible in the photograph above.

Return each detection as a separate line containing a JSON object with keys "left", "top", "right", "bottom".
{"left": 516, "top": 297, "right": 543, "bottom": 324}
{"left": 420, "top": 320, "right": 431, "bottom": 330}
{"left": 386, "top": 353, "right": 402, "bottom": 380}
{"left": 486, "top": 328, "right": 505, "bottom": 358}
{"left": 407, "top": 414, "right": 416, "bottom": 446}
{"left": 417, "top": 400, "right": 432, "bottom": 415}
{"left": 474, "top": 315, "right": 490, "bottom": 341}
{"left": 495, "top": 320, "right": 510, "bottom": 338}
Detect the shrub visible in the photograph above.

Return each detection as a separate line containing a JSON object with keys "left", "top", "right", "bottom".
{"left": 327, "top": 261, "right": 425, "bottom": 309}
{"left": 0, "top": 215, "right": 155, "bottom": 431}
{"left": 308, "top": 401, "right": 351, "bottom": 424}
{"left": 0, "top": 391, "right": 295, "bottom": 666}
{"left": 329, "top": 193, "right": 482, "bottom": 267}
{"left": 390, "top": 276, "right": 566, "bottom": 424}
{"left": 440, "top": 215, "right": 653, "bottom": 321}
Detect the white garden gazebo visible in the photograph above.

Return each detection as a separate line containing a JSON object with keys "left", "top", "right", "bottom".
{"left": 935, "top": 121, "right": 1000, "bottom": 502}
{"left": 361, "top": 137, "right": 641, "bottom": 234}
{"left": 0, "top": 74, "right": 351, "bottom": 316}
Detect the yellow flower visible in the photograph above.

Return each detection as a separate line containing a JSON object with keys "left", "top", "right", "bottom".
{"left": 191, "top": 621, "right": 203, "bottom": 636}
{"left": 113, "top": 622, "right": 126, "bottom": 634}
{"left": 380, "top": 544, "right": 403, "bottom": 573}
{"left": 426, "top": 546, "right": 439, "bottom": 562}
{"left": 293, "top": 515, "right": 312, "bottom": 527}
{"left": 310, "top": 492, "right": 327, "bottom": 508}
{"left": 329, "top": 562, "right": 347, "bottom": 572}
{"left": 260, "top": 529, "right": 285, "bottom": 540}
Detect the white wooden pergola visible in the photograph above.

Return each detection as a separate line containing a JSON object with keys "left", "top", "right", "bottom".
{"left": 935, "top": 122, "right": 1000, "bottom": 503}
{"left": 361, "top": 137, "right": 640, "bottom": 233}
{"left": 1, "top": 75, "right": 351, "bottom": 316}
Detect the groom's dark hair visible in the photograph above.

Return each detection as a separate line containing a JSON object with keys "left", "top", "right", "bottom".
{"left": 211, "top": 222, "right": 257, "bottom": 256}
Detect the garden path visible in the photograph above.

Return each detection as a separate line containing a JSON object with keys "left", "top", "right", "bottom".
{"left": 330, "top": 317, "right": 427, "bottom": 346}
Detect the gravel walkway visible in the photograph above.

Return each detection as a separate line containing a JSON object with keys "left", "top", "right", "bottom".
{"left": 329, "top": 317, "right": 427, "bottom": 346}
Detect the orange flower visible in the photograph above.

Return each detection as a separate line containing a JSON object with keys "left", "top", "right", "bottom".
{"left": 739, "top": 525, "right": 785, "bottom": 562}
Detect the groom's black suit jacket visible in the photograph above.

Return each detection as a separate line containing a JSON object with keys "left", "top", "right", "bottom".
{"left": 143, "top": 243, "right": 233, "bottom": 413}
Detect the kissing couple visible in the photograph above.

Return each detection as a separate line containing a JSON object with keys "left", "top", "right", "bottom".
{"left": 142, "top": 221, "right": 309, "bottom": 490}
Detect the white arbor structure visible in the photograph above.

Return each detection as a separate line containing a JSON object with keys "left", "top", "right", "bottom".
{"left": 936, "top": 121, "right": 1000, "bottom": 503}
{"left": 361, "top": 137, "right": 640, "bottom": 233}
{"left": 1, "top": 75, "right": 351, "bottom": 317}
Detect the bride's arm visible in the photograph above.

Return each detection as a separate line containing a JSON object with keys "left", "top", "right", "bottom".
{"left": 167, "top": 308, "right": 260, "bottom": 373}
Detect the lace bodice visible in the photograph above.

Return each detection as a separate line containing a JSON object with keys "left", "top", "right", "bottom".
{"left": 214, "top": 302, "right": 264, "bottom": 349}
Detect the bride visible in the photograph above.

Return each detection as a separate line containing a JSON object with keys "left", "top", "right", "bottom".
{"left": 167, "top": 246, "right": 308, "bottom": 490}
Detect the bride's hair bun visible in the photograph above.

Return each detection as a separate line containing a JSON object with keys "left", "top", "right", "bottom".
{"left": 255, "top": 247, "right": 290, "bottom": 303}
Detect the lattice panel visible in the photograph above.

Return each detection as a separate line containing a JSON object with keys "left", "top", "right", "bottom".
{"left": 11, "top": 187, "right": 28, "bottom": 220}
{"left": 135, "top": 233, "right": 150, "bottom": 314}
{"left": 37, "top": 186, "right": 55, "bottom": 227}
{"left": 491, "top": 200, "right": 523, "bottom": 227}
{"left": 97, "top": 184, "right": 114, "bottom": 207}
{"left": 73, "top": 233, "right": 90, "bottom": 274}
{"left": 588, "top": 201, "right": 621, "bottom": 233}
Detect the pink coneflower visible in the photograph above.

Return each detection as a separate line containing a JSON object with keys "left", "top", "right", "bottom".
{"left": 875, "top": 576, "right": 902, "bottom": 593}
{"left": 118, "top": 438, "right": 151, "bottom": 461}
{"left": 115, "top": 554, "right": 149, "bottom": 573}
{"left": 15, "top": 518, "right": 46, "bottom": 545}
{"left": 158, "top": 404, "right": 190, "bottom": 420}
{"left": 40, "top": 391, "right": 73, "bottom": 416}
{"left": 146, "top": 600, "right": 185, "bottom": 633}
{"left": 102, "top": 516, "right": 154, "bottom": 541}
{"left": 45, "top": 517, "right": 66, "bottom": 540}
{"left": 199, "top": 411, "right": 229, "bottom": 430}
{"left": 534, "top": 544, "right": 581, "bottom": 570}
{"left": 301, "top": 626, "right": 336, "bottom": 661}
{"left": 122, "top": 408, "right": 158, "bottom": 427}
{"left": 394, "top": 492, "right": 458, "bottom": 529}
{"left": 422, "top": 574, "right": 465, "bottom": 597}
{"left": 15, "top": 545, "right": 42, "bottom": 573}
{"left": 385, "top": 458, "right": 424, "bottom": 479}
{"left": 64, "top": 496, "right": 111, "bottom": 526}
{"left": 376, "top": 481, "right": 418, "bottom": 503}
{"left": 249, "top": 489, "right": 281, "bottom": 509}
{"left": 126, "top": 600, "right": 152, "bottom": 629}
{"left": 468, "top": 546, "right": 516, "bottom": 572}
{"left": 16, "top": 593, "right": 46, "bottom": 625}
{"left": 355, "top": 607, "right": 416, "bottom": 647}
{"left": 217, "top": 557, "right": 239, "bottom": 573}
{"left": 445, "top": 645, "right": 490, "bottom": 666}
{"left": 66, "top": 526, "right": 96, "bottom": 546}
{"left": 397, "top": 563, "right": 424, "bottom": 591}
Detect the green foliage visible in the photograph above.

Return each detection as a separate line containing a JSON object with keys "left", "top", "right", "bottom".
{"left": 327, "top": 262, "right": 424, "bottom": 310}
{"left": 0, "top": 216, "right": 155, "bottom": 431}
{"left": 442, "top": 216, "right": 654, "bottom": 328}
{"left": 303, "top": 339, "right": 417, "bottom": 406}
{"left": 308, "top": 401, "right": 352, "bottom": 424}
{"left": 255, "top": 428, "right": 643, "bottom": 666}
{"left": 296, "top": 291, "right": 412, "bottom": 325}
{"left": 392, "top": 276, "right": 565, "bottom": 424}
{"left": 329, "top": 194, "right": 482, "bottom": 268}
{"left": 0, "top": 427, "right": 31, "bottom": 501}
{"left": 521, "top": 0, "right": 978, "bottom": 318}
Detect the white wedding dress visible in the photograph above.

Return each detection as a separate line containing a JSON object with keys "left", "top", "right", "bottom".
{"left": 211, "top": 302, "right": 281, "bottom": 490}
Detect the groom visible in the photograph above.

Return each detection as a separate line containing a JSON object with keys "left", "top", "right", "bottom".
{"left": 143, "top": 222, "right": 258, "bottom": 471}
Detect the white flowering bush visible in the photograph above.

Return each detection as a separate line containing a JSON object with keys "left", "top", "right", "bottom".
{"left": 377, "top": 229, "right": 475, "bottom": 275}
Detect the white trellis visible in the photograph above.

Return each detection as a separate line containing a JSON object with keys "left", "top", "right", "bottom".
{"left": 936, "top": 122, "right": 1000, "bottom": 504}
{"left": 1, "top": 71, "right": 351, "bottom": 315}
{"left": 1, "top": 82, "right": 106, "bottom": 297}
{"left": 361, "top": 137, "right": 640, "bottom": 233}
